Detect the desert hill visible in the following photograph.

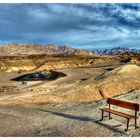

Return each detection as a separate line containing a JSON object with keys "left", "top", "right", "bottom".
{"left": 6, "top": 64, "right": 140, "bottom": 105}
{"left": 0, "top": 55, "right": 99, "bottom": 72}
{"left": 95, "top": 64, "right": 140, "bottom": 97}
{"left": 55, "top": 64, "right": 140, "bottom": 103}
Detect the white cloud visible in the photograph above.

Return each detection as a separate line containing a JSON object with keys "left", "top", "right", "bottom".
{"left": 1, "top": 3, "right": 140, "bottom": 49}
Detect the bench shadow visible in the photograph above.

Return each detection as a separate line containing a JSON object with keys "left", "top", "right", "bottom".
{"left": 36, "top": 108, "right": 127, "bottom": 135}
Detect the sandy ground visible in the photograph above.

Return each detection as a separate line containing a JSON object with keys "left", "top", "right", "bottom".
{"left": 0, "top": 64, "right": 140, "bottom": 137}
{"left": 0, "top": 90, "right": 139, "bottom": 136}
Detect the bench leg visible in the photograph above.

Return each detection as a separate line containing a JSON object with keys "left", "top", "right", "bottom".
{"left": 109, "top": 112, "right": 112, "bottom": 119}
{"left": 125, "top": 118, "right": 129, "bottom": 131}
{"left": 100, "top": 110, "right": 104, "bottom": 121}
{"left": 135, "top": 118, "right": 139, "bottom": 129}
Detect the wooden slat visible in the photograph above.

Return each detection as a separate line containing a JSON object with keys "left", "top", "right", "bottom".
{"left": 101, "top": 108, "right": 138, "bottom": 119}
{"left": 107, "top": 98, "right": 139, "bottom": 111}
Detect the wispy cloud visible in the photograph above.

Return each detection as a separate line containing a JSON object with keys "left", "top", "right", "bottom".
{"left": 0, "top": 3, "right": 140, "bottom": 50}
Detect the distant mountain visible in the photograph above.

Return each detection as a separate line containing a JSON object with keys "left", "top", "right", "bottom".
{"left": 0, "top": 43, "right": 95, "bottom": 56}
{"left": 95, "top": 47, "right": 140, "bottom": 55}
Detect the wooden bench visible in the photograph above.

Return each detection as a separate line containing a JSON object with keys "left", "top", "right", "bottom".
{"left": 100, "top": 98, "right": 139, "bottom": 131}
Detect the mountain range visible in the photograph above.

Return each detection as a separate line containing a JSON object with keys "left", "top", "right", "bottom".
{"left": 95, "top": 47, "right": 140, "bottom": 55}
{"left": 0, "top": 43, "right": 140, "bottom": 56}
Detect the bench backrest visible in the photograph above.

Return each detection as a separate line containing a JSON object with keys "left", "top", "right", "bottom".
{"left": 107, "top": 98, "right": 139, "bottom": 111}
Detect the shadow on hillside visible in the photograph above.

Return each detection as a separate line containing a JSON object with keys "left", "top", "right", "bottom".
{"left": 11, "top": 71, "right": 67, "bottom": 81}
{"left": 36, "top": 108, "right": 126, "bottom": 135}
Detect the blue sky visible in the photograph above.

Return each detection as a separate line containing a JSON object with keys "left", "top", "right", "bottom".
{"left": 0, "top": 3, "right": 140, "bottom": 50}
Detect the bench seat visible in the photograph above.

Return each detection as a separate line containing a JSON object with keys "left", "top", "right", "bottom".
{"left": 101, "top": 108, "right": 138, "bottom": 119}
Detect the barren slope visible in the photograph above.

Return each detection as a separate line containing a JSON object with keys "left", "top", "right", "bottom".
{"left": 1, "top": 64, "right": 140, "bottom": 105}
